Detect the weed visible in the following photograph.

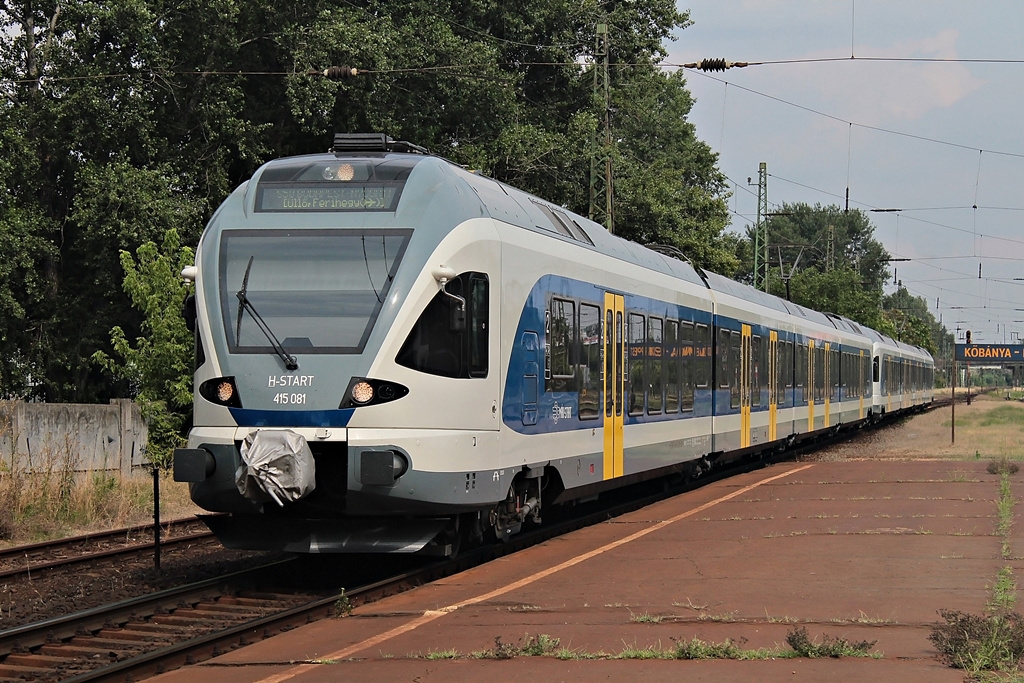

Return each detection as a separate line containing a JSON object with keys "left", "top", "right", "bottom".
{"left": 618, "top": 642, "right": 666, "bottom": 659}
{"left": 785, "top": 626, "right": 877, "bottom": 658}
{"left": 672, "top": 598, "right": 708, "bottom": 611}
{"left": 930, "top": 609, "right": 1024, "bottom": 672}
{"left": 990, "top": 459, "right": 1021, "bottom": 476}
{"left": 475, "top": 634, "right": 559, "bottom": 659}
{"left": 425, "top": 649, "right": 459, "bottom": 660}
{"left": 671, "top": 636, "right": 748, "bottom": 660}
{"left": 332, "top": 589, "right": 352, "bottom": 617}
{"left": 629, "top": 610, "right": 663, "bottom": 624}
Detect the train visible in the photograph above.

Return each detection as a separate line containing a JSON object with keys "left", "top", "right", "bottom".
{"left": 173, "top": 133, "right": 934, "bottom": 555}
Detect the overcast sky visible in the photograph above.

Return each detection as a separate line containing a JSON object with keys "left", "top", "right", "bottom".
{"left": 666, "top": 1, "right": 1024, "bottom": 347}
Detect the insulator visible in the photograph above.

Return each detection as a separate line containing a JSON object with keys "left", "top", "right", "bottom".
{"left": 698, "top": 58, "right": 729, "bottom": 72}
{"left": 321, "top": 66, "right": 360, "bottom": 79}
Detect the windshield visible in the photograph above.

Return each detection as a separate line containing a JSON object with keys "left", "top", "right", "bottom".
{"left": 219, "top": 229, "right": 411, "bottom": 354}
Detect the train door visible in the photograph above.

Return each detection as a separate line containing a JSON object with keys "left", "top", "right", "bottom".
{"left": 769, "top": 331, "right": 778, "bottom": 441}
{"left": 807, "top": 339, "right": 815, "bottom": 429}
{"left": 823, "top": 342, "right": 831, "bottom": 429}
{"left": 603, "top": 293, "right": 625, "bottom": 479}
{"left": 741, "top": 324, "right": 751, "bottom": 448}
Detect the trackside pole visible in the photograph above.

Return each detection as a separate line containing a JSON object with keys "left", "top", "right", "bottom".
{"left": 153, "top": 465, "right": 161, "bottom": 569}
{"left": 951, "top": 360, "right": 956, "bottom": 445}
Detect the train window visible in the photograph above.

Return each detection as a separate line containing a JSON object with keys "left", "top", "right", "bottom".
{"left": 547, "top": 298, "right": 576, "bottom": 392}
{"left": 796, "top": 343, "right": 807, "bottom": 404}
{"left": 396, "top": 271, "right": 488, "bottom": 378}
{"left": 665, "top": 321, "right": 680, "bottom": 413}
{"left": 695, "top": 323, "right": 710, "bottom": 389}
{"left": 681, "top": 321, "right": 695, "bottom": 411}
{"left": 628, "top": 313, "right": 646, "bottom": 416}
{"left": 830, "top": 348, "right": 839, "bottom": 401}
{"left": 579, "top": 303, "right": 602, "bottom": 420}
{"left": 751, "top": 335, "right": 762, "bottom": 408}
{"left": 647, "top": 317, "right": 663, "bottom": 414}
{"left": 718, "top": 328, "right": 731, "bottom": 393}
{"left": 814, "top": 345, "right": 825, "bottom": 402}
{"left": 605, "top": 310, "right": 614, "bottom": 418}
{"left": 469, "top": 276, "right": 488, "bottom": 377}
{"left": 729, "top": 330, "right": 742, "bottom": 410}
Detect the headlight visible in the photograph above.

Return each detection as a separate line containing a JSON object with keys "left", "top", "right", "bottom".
{"left": 351, "top": 381, "right": 374, "bottom": 404}
{"left": 339, "top": 378, "right": 409, "bottom": 409}
{"left": 215, "top": 381, "right": 234, "bottom": 403}
{"left": 199, "top": 377, "right": 242, "bottom": 408}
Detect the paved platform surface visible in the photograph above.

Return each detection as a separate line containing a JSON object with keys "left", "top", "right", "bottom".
{"left": 152, "top": 459, "right": 1018, "bottom": 682}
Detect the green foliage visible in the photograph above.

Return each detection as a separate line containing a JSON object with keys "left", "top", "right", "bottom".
{"left": 931, "top": 609, "right": 1024, "bottom": 672}
{"left": 785, "top": 626, "right": 877, "bottom": 658}
{"left": 92, "top": 230, "right": 195, "bottom": 468}
{"left": 0, "top": 0, "right": 733, "bottom": 408}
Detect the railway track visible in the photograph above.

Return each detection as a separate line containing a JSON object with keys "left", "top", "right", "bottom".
{"left": 0, "top": 518, "right": 216, "bottom": 582}
{"left": 0, "top": 404, "right": 954, "bottom": 681}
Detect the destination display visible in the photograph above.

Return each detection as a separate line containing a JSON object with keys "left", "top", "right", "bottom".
{"left": 256, "top": 184, "right": 400, "bottom": 212}
{"left": 955, "top": 344, "right": 1024, "bottom": 363}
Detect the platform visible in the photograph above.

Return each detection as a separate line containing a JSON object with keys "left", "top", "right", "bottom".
{"left": 152, "top": 459, "right": 1016, "bottom": 681}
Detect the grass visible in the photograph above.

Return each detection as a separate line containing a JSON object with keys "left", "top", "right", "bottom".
{"left": 930, "top": 466, "right": 1024, "bottom": 675}
{"left": 0, "top": 462, "right": 195, "bottom": 544}
{"left": 432, "top": 628, "right": 880, "bottom": 662}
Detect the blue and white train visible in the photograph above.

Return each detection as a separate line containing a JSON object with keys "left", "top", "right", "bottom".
{"left": 174, "top": 134, "right": 934, "bottom": 554}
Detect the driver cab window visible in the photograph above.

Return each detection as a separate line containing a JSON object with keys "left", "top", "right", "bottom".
{"left": 396, "top": 272, "right": 488, "bottom": 378}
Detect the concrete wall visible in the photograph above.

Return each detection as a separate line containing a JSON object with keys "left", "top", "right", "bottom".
{"left": 0, "top": 400, "right": 149, "bottom": 475}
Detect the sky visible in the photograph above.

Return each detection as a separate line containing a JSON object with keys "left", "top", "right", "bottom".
{"left": 666, "top": 1, "right": 1024, "bottom": 347}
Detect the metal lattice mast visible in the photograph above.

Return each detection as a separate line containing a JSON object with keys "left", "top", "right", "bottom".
{"left": 589, "top": 23, "right": 613, "bottom": 233}
{"left": 826, "top": 224, "right": 836, "bottom": 272}
{"left": 752, "top": 162, "right": 768, "bottom": 291}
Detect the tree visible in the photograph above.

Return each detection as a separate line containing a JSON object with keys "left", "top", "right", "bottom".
{"left": 92, "top": 230, "right": 195, "bottom": 467}
{"left": 0, "top": 0, "right": 735, "bottom": 407}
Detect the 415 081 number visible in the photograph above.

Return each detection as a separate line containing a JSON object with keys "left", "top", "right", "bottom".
{"left": 272, "top": 393, "right": 307, "bottom": 405}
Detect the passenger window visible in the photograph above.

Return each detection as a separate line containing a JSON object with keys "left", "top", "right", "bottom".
{"left": 396, "top": 272, "right": 488, "bottom": 378}
{"left": 547, "top": 298, "right": 576, "bottom": 392}
{"left": 665, "top": 321, "right": 680, "bottom": 413}
{"left": 695, "top": 323, "right": 710, "bottom": 389}
{"left": 579, "top": 303, "right": 602, "bottom": 420}
{"left": 681, "top": 321, "right": 694, "bottom": 411}
{"left": 628, "top": 313, "right": 645, "bottom": 416}
{"left": 751, "top": 335, "right": 761, "bottom": 408}
{"left": 647, "top": 317, "right": 663, "bottom": 414}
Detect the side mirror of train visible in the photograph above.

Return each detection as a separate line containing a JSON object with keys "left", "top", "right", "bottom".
{"left": 451, "top": 303, "right": 466, "bottom": 332}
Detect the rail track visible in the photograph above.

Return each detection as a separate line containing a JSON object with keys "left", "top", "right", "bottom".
{"left": 0, "top": 518, "right": 215, "bottom": 582}
{"left": 0, "top": 401, "right": 957, "bottom": 682}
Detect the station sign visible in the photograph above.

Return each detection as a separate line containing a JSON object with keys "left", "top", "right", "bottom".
{"left": 955, "top": 344, "right": 1024, "bottom": 363}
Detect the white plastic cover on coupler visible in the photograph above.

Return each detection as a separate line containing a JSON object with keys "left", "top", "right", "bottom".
{"left": 235, "top": 429, "right": 316, "bottom": 506}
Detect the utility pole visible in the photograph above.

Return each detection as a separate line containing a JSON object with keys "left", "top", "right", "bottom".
{"left": 752, "top": 162, "right": 768, "bottom": 291}
{"left": 589, "top": 23, "right": 613, "bottom": 233}
{"left": 825, "top": 224, "right": 836, "bottom": 272}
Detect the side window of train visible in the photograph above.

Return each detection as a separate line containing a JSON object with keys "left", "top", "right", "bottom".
{"left": 718, "top": 328, "right": 731, "bottom": 396}
{"left": 796, "top": 343, "right": 807, "bottom": 403}
{"left": 729, "top": 330, "right": 742, "bottom": 410}
{"left": 628, "top": 312, "right": 646, "bottom": 416}
{"left": 681, "top": 321, "right": 695, "bottom": 411}
{"left": 578, "top": 303, "right": 602, "bottom": 420}
{"left": 647, "top": 317, "right": 663, "bottom": 414}
{"left": 777, "top": 340, "right": 790, "bottom": 405}
{"left": 547, "top": 297, "right": 576, "bottom": 393}
{"left": 396, "top": 271, "right": 488, "bottom": 378}
{"left": 751, "top": 335, "right": 761, "bottom": 408}
{"left": 694, "top": 323, "right": 710, "bottom": 390}
{"left": 665, "top": 320, "right": 680, "bottom": 413}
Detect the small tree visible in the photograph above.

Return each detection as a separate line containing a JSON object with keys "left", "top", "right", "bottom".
{"left": 93, "top": 229, "right": 194, "bottom": 468}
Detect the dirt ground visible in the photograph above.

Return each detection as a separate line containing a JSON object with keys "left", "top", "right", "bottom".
{"left": 815, "top": 390, "right": 1024, "bottom": 462}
